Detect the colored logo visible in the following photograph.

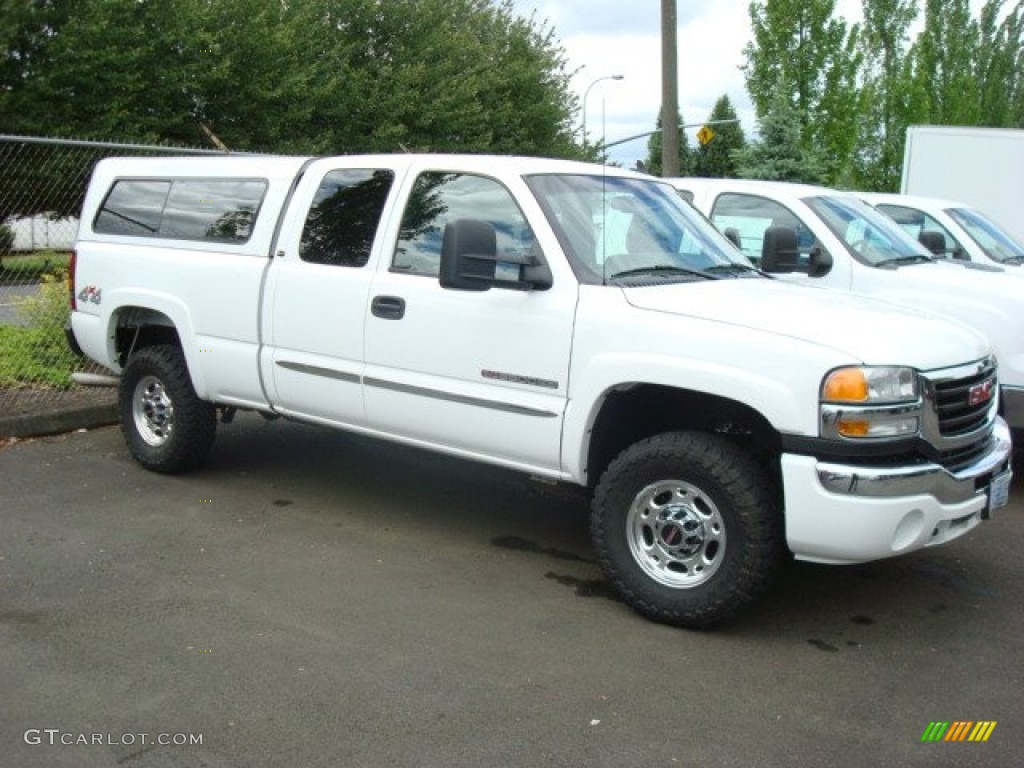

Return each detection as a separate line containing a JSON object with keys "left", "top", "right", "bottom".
{"left": 921, "top": 721, "right": 997, "bottom": 742}
{"left": 968, "top": 380, "right": 994, "bottom": 406}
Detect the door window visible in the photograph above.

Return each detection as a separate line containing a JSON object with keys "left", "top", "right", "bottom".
{"left": 710, "top": 193, "right": 819, "bottom": 265}
{"left": 875, "top": 204, "right": 959, "bottom": 258}
{"left": 300, "top": 169, "right": 394, "bottom": 267}
{"left": 392, "top": 172, "right": 536, "bottom": 277}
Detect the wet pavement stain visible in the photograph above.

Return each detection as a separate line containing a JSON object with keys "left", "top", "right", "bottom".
{"left": 273, "top": 499, "right": 293, "bottom": 507}
{"left": 807, "top": 639, "right": 840, "bottom": 653}
{"left": 910, "top": 562, "right": 1000, "bottom": 598}
{"left": 850, "top": 615, "right": 875, "bottom": 625}
{"left": 0, "top": 610, "right": 44, "bottom": 625}
{"left": 543, "top": 572, "right": 620, "bottom": 601}
{"left": 491, "top": 535, "right": 592, "bottom": 563}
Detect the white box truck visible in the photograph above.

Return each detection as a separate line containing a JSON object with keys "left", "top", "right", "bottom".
{"left": 901, "top": 125, "right": 1024, "bottom": 244}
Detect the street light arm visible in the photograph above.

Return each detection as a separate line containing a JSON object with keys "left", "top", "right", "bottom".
{"left": 581, "top": 75, "right": 624, "bottom": 143}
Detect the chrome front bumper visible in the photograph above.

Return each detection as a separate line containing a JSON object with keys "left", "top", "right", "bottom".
{"left": 816, "top": 417, "right": 1012, "bottom": 505}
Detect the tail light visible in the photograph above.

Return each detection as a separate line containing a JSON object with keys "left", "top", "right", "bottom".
{"left": 69, "top": 249, "right": 77, "bottom": 310}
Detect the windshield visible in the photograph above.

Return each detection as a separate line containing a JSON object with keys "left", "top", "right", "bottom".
{"left": 947, "top": 207, "right": 1024, "bottom": 264}
{"left": 805, "top": 195, "right": 931, "bottom": 267}
{"left": 524, "top": 174, "right": 754, "bottom": 284}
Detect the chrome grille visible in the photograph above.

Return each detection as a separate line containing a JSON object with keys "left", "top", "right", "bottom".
{"left": 932, "top": 360, "right": 997, "bottom": 437}
{"left": 919, "top": 357, "right": 998, "bottom": 468}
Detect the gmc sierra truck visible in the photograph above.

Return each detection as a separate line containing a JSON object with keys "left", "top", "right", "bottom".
{"left": 68, "top": 154, "right": 1012, "bottom": 628}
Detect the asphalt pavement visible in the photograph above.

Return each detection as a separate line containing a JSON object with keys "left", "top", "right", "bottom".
{"left": 2, "top": 414, "right": 1022, "bottom": 767}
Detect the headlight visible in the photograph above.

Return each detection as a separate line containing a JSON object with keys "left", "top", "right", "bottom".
{"left": 822, "top": 366, "right": 918, "bottom": 403}
{"left": 821, "top": 366, "right": 922, "bottom": 439}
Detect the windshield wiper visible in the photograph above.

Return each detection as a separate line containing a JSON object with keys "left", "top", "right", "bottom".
{"left": 702, "top": 263, "right": 763, "bottom": 277}
{"left": 874, "top": 254, "right": 935, "bottom": 268}
{"left": 607, "top": 265, "right": 718, "bottom": 281}
{"left": 999, "top": 255, "right": 1024, "bottom": 266}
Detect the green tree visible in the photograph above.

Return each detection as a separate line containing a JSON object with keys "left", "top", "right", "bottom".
{"left": 851, "top": 0, "right": 919, "bottom": 191}
{"left": 0, "top": 0, "right": 581, "bottom": 157}
{"left": 645, "top": 109, "right": 690, "bottom": 177}
{"left": 973, "top": 0, "right": 1024, "bottom": 128}
{"left": 910, "top": 0, "right": 982, "bottom": 125}
{"left": 733, "top": 80, "right": 826, "bottom": 184}
{"left": 742, "top": 0, "right": 859, "bottom": 184}
{"left": 690, "top": 95, "right": 746, "bottom": 178}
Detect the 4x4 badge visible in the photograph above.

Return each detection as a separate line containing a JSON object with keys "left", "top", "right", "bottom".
{"left": 77, "top": 286, "right": 102, "bottom": 305}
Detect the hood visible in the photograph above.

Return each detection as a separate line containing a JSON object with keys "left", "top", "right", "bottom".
{"left": 623, "top": 277, "right": 989, "bottom": 371}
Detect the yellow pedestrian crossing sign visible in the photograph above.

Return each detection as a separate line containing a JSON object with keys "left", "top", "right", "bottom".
{"left": 697, "top": 125, "right": 715, "bottom": 146}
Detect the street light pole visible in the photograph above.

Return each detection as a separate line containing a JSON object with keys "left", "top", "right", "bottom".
{"left": 581, "top": 75, "right": 623, "bottom": 145}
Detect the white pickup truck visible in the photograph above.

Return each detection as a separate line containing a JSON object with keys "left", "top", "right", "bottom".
{"left": 675, "top": 177, "right": 1024, "bottom": 444}
{"left": 860, "top": 192, "right": 1024, "bottom": 267}
{"left": 68, "top": 155, "right": 1012, "bottom": 628}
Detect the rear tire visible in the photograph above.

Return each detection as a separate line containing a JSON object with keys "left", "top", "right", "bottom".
{"left": 592, "top": 432, "right": 783, "bottom": 629}
{"left": 118, "top": 344, "right": 216, "bottom": 473}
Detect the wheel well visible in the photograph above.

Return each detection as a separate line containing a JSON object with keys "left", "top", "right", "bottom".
{"left": 113, "top": 307, "right": 181, "bottom": 367}
{"left": 586, "top": 384, "right": 782, "bottom": 489}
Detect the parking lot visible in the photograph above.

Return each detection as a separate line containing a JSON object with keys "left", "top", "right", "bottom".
{"left": 2, "top": 414, "right": 1023, "bottom": 767}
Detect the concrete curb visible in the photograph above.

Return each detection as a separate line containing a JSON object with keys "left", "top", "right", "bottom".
{"left": 0, "top": 402, "right": 119, "bottom": 439}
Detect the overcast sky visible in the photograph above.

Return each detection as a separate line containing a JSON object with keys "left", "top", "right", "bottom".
{"left": 508, "top": 0, "right": 864, "bottom": 167}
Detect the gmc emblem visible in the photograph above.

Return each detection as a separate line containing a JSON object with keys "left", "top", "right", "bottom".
{"left": 968, "top": 380, "right": 994, "bottom": 407}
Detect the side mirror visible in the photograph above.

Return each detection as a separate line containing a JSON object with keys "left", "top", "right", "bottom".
{"left": 807, "top": 243, "right": 833, "bottom": 277}
{"left": 722, "top": 227, "right": 742, "bottom": 249}
{"left": 761, "top": 225, "right": 832, "bottom": 277}
{"left": 761, "top": 226, "right": 801, "bottom": 273}
{"left": 439, "top": 219, "right": 552, "bottom": 292}
{"left": 918, "top": 230, "right": 946, "bottom": 257}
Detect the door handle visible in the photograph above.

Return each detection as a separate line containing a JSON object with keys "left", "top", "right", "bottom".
{"left": 371, "top": 295, "right": 406, "bottom": 320}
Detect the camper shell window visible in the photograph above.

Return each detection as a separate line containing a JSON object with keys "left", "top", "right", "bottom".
{"left": 94, "top": 178, "right": 267, "bottom": 243}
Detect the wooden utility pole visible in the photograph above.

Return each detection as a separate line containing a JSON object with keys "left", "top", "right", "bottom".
{"left": 660, "top": 0, "right": 680, "bottom": 177}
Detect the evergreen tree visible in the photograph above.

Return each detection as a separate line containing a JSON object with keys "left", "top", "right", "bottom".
{"left": 733, "top": 81, "right": 826, "bottom": 184}
{"left": 691, "top": 95, "right": 746, "bottom": 178}
{"left": 645, "top": 110, "right": 690, "bottom": 177}
{"left": 742, "top": 0, "right": 859, "bottom": 185}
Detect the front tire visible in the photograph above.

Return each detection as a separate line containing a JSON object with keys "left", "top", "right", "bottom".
{"left": 118, "top": 344, "right": 216, "bottom": 473}
{"left": 592, "top": 432, "right": 783, "bottom": 629}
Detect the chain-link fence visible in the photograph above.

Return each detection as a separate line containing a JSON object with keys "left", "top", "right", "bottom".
{"left": 0, "top": 135, "right": 229, "bottom": 422}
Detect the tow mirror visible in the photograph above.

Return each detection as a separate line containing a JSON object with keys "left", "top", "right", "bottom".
{"left": 807, "top": 244, "right": 833, "bottom": 277}
{"left": 761, "top": 226, "right": 801, "bottom": 273}
{"left": 918, "top": 230, "right": 946, "bottom": 257}
{"left": 761, "top": 225, "right": 832, "bottom": 277}
{"left": 439, "top": 219, "right": 552, "bottom": 292}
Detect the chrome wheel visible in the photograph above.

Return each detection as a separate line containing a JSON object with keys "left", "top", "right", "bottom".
{"left": 626, "top": 479, "right": 726, "bottom": 589}
{"left": 132, "top": 374, "right": 174, "bottom": 447}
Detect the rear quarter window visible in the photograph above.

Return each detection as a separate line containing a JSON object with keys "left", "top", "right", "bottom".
{"left": 94, "top": 178, "right": 267, "bottom": 243}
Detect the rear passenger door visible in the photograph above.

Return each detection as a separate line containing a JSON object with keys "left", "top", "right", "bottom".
{"left": 261, "top": 161, "right": 400, "bottom": 426}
